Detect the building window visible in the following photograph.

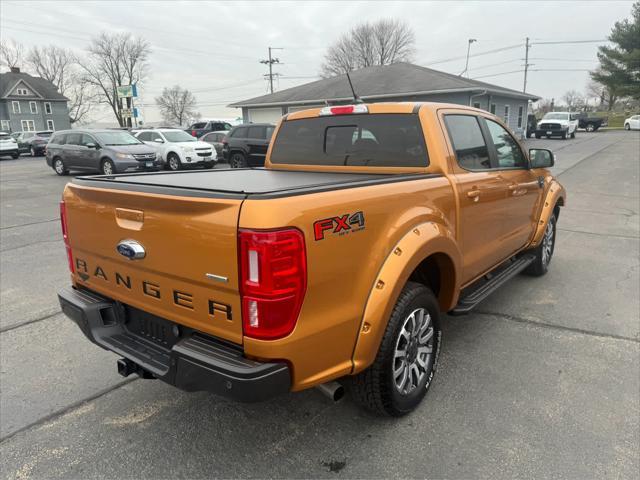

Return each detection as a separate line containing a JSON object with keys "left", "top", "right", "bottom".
{"left": 47, "top": 119, "right": 55, "bottom": 130}
{"left": 44, "top": 102, "right": 52, "bottom": 114}
{"left": 1, "top": 120, "right": 10, "bottom": 131}
{"left": 21, "top": 120, "right": 35, "bottom": 132}
{"left": 503, "top": 105, "right": 510, "bottom": 124}
{"left": 490, "top": 104, "right": 496, "bottom": 114}
{"left": 16, "top": 88, "right": 29, "bottom": 95}
{"left": 12, "top": 101, "right": 20, "bottom": 114}
{"left": 517, "top": 106, "right": 524, "bottom": 128}
{"left": 29, "top": 101, "right": 38, "bottom": 114}
{"left": 473, "top": 102, "right": 481, "bottom": 109}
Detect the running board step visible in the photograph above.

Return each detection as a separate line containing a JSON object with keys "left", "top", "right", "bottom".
{"left": 451, "top": 254, "right": 536, "bottom": 315}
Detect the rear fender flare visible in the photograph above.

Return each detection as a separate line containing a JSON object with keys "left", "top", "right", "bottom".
{"left": 351, "top": 222, "right": 462, "bottom": 374}
{"left": 530, "top": 180, "right": 566, "bottom": 247}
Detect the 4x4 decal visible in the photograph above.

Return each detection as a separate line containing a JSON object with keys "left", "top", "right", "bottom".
{"left": 313, "top": 211, "right": 365, "bottom": 240}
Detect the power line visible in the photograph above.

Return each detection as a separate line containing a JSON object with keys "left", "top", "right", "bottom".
{"left": 423, "top": 44, "right": 524, "bottom": 66}
{"left": 472, "top": 70, "right": 524, "bottom": 80}
{"left": 531, "top": 39, "right": 607, "bottom": 45}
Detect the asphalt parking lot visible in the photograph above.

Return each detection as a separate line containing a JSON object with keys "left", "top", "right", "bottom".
{"left": 1, "top": 131, "right": 638, "bottom": 479}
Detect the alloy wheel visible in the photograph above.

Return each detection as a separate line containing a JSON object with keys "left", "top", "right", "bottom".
{"left": 169, "top": 157, "right": 179, "bottom": 170}
{"left": 393, "top": 307, "right": 434, "bottom": 395}
{"left": 542, "top": 219, "right": 554, "bottom": 266}
{"left": 54, "top": 159, "right": 64, "bottom": 174}
{"left": 102, "top": 161, "right": 113, "bottom": 175}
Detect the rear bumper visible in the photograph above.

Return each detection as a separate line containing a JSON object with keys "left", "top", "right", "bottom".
{"left": 58, "top": 286, "right": 291, "bottom": 402}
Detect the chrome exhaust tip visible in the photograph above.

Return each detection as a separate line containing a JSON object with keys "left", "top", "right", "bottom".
{"left": 316, "top": 381, "right": 345, "bottom": 402}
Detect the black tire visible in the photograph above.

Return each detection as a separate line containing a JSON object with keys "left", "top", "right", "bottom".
{"left": 202, "top": 161, "right": 214, "bottom": 169}
{"left": 535, "top": 134, "right": 541, "bottom": 139}
{"left": 11, "top": 152, "right": 19, "bottom": 159}
{"left": 167, "top": 153, "right": 181, "bottom": 171}
{"left": 525, "top": 212, "right": 557, "bottom": 276}
{"left": 101, "top": 159, "right": 116, "bottom": 175}
{"left": 585, "top": 123, "right": 595, "bottom": 132}
{"left": 351, "top": 282, "right": 441, "bottom": 417}
{"left": 570, "top": 130, "right": 576, "bottom": 139}
{"left": 30, "top": 146, "right": 37, "bottom": 157}
{"left": 229, "top": 151, "right": 247, "bottom": 168}
{"left": 53, "top": 157, "right": 68, "bottom": 176}
{"left": 562, "top": 131, "right": 569, "bottom": 140}
{"left": 625, "top": 123, "right": 630, "bottom": 131}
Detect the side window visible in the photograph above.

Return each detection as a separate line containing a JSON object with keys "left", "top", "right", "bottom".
{"left": 51, "top": 133, "right": 65, "bottom": 145}
{"left": 444, "top": 115, "right": 491, "bottom": 171}
{"left": 247, "top": 126, "right": 265, "bottom": 139}
{"left": 490, "top": 104, "right": 496, "bottom": 115}
{"left": 232, "top": 127, "right": 248, "bottom": 138}
{"left": 266, "top": 126, "right": 275, "bottom": 140}
{"left": 137, "top": 132, "right": 148, "bottom": 141}
{"left": 517, "top": 106, "right": 524, "bottom": 128}
{"left": 80, "top": 134, "right": 95, "bottom": 146}
{"left": 66, "top": 133, "right": 81, "bottom": 145}
{"left": 150, "top": 132, "right": 163, "bottom": 142}
{"left": 485, "top": 119, "right": 527, "bottom": 169}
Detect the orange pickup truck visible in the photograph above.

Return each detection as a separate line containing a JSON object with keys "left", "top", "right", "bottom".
{"left": 58, "top": 102, "right": 565, "bottom": 416}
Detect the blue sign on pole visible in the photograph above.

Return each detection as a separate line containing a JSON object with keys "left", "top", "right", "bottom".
{"left": 133, "top": 107, "right": 139, "bottom": 118}
{"left": 131, "top": 84, "right": 138, "bottom": 98}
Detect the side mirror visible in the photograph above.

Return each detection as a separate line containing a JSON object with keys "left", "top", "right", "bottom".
{"left": 85, "top": 142, "right": 97, "bottom": 149}
{"left": 529, "top": 148, "right": 554, "bottom": 168}
{"left": 154, "top": 138, "right": 164, "bottom": 143}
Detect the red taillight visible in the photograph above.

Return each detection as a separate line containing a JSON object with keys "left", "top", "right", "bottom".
{"left": 319, "top": 104, "right": 368, "bottom": 116}
{"left": 60, "top": 200, "right": 74, "bottom": 273}
{"left": 222, "top": 136, "right": 228, "bottom": 145}
{"left": 191, "top": 130, "right": 197, "bottom": 137}
{"left": 239, "top": 228, "right": 307, "bottom": 340}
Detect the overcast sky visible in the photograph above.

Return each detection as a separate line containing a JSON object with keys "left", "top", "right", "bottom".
{"left": 1, "top": 0, "right": 635, "bottom": 124}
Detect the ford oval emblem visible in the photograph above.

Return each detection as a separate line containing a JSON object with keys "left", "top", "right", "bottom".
{"left": 116, "top": 239, "right": 146, "bottom": 260}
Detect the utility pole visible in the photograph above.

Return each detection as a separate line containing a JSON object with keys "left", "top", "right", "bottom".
{"left": 260, "top": 47, "right": 283, "bottom": 94}
{"left": 460, "top": 39, "right": 477, "bottom": 77}
{"left": 523, "top": 37, "right": 531, "bottom": 93}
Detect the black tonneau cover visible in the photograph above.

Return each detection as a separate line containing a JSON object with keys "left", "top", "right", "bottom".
{"left": 72, "top": 168, "right": 436, "bottom": 199}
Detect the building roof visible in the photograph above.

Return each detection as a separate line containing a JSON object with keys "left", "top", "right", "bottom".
{"left": 230, "top": 62, "right": 539, "bottom": 108}
{"left": 0, "top": 71, "right": 69, "bottom": 101}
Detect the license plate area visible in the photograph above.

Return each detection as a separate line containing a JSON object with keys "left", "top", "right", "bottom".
{"left": 124, "top": 305, "right": 178, "bottom": 348}
{"left": 546, "top": 131, "right": 552, "bottom": 135}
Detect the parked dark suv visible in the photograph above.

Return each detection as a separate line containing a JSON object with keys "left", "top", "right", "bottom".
{"left": 45, "top": 129, "right": 160, "bottom": 176}
{"left": 222, "top": 123, "right": 275, "bottom": 168}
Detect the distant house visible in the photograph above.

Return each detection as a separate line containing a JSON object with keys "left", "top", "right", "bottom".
{"left": 230, "top": 62, "right": 539, "bottom": 136}
{"left": 0, "top": 67, "right": 71, "bottom": 133}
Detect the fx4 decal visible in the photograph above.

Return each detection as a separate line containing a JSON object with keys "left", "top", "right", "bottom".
{"left": 314, "top": 211, "right": 365, "bottom": 241}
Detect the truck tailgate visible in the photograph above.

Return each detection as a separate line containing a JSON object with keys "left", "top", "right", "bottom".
{"left": 63, "top": 183, "right": 243, "bottom": 345}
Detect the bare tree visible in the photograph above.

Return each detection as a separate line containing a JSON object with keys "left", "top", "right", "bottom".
{"left": 155, "top": 86, "right": 199, "bottom": 126}
{"left": 562, "top": 90, "right": 584, "bottom": 111}
{"left": 78, "top": 32, "right": 150, "bottom": 126}
{"left": 321, "top": 19, "right": 415, "bottom": 77}
{"left": 26, "top": 46, "right": 93, "bottom": 124}
{"left": 585, "top": 79, "right": 606, "bottom": 108}
{"left": 0, "top": 39, "right": 24, "bottom": 70}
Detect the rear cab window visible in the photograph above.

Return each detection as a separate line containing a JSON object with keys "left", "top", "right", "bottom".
{"left": 270, "top": 114, "right": 428, "bottom": 167}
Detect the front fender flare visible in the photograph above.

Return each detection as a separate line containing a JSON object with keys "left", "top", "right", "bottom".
{"left": 530, "top": 180, "right": 566, "bottom": 247}
{"left": 351, "top": 222, "right": 462, "bottom": 374}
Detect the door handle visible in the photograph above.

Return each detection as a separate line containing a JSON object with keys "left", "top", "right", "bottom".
{"left": 467, "top": 189, "right": 481, "bottom": 200}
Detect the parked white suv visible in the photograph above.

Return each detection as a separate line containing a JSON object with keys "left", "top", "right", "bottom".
{"left": 134, "top": 129, "right": 217, "bottom": 170}
{"left": 535, "top": 112, "right": 579, "bottom": 140}
{"left": 0, "top": 131, "right": 20, "bottom": 159}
